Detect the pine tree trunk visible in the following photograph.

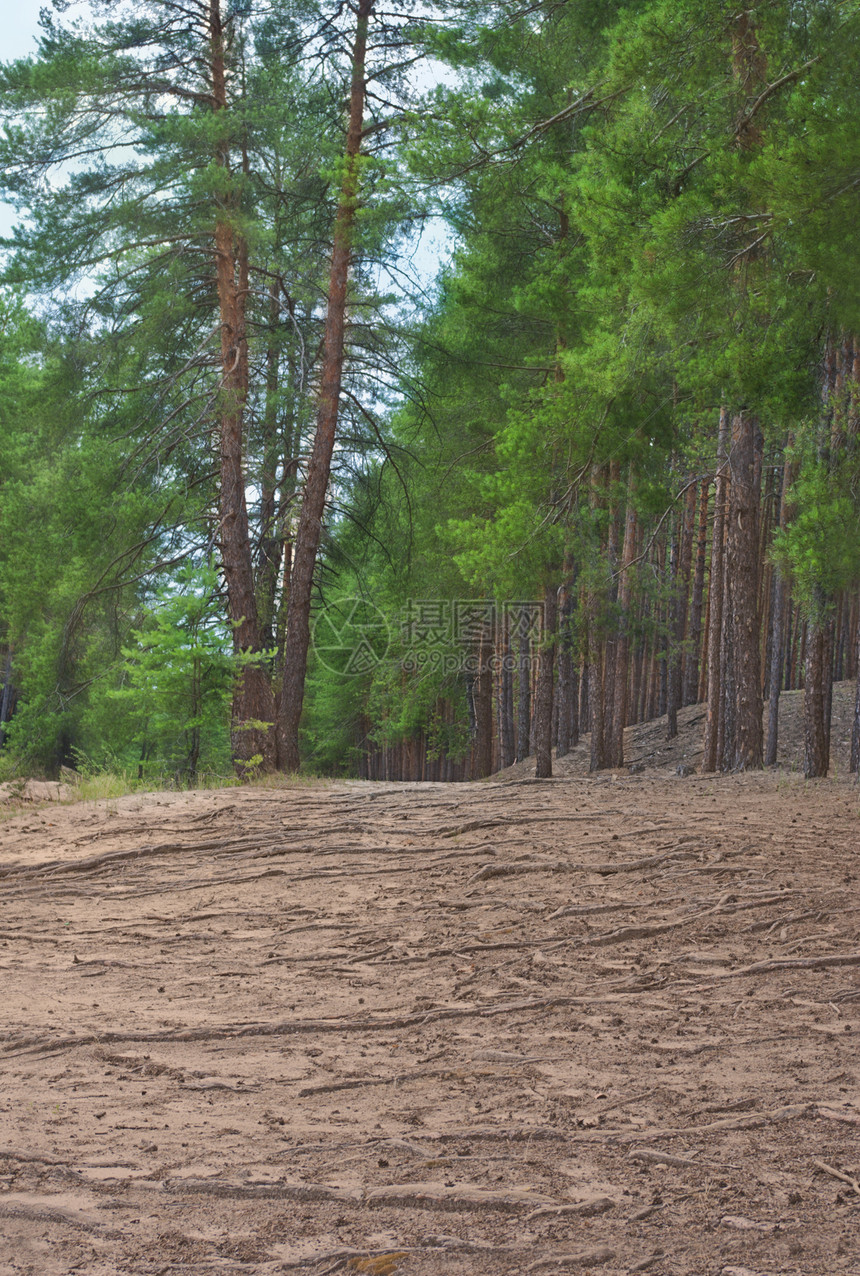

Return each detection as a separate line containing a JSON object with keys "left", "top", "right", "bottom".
{"left": 278, "top": 0, "right": 373, "bottom": 771}
{"left": 712, "top": 14, "right": 767, "bottom": 773}
{"left": 602, "top": 463, "right": 621, "bottom": 762}
{"left": 846, "top": 594, "right": 858, "bottom": 681}
{"left": 556, "top": 582, "right": 572, "bottom": 759}
{"left": 498, "top": 611, "right": 516, "bottom": 769}
{"left": 0, "top": 646, "right": 14, "bottom": 747}
{"left": 851, "top": 610, "right": 860, "bottom": 774}
{"left": 726, "top": 411, "right": 763, "bottom": 770}
{"left": 799, "top": 621, "right": 808, "bottom": 689}
{"left": 666, "top": 514, "right": 681, "bottom": 740}
{"left": 657, "top": 539, "right": 668, "bottom": 718}
{"left": 674, "top": 478, "right": 696, "bottom": 709}
{"left": 256, "top": 281, "right": 284, "bottom": 654}
{"left": 550, "top": 676, "right": 558, "bottom": 755}
{"left": 265, "top": 313, "right": 303, "bottom": 674}
{"left": 472, "top": 627, "right": 494, "bottom": 779}
{"left": 516, "top": 607, "right": 531, "bottom": 762}
{"left": 834, "top": 592, "right": 846, "bottom": 682}
{"left": 579, "top": 661, "right": 590, "bottom": 737}
{"left": 609, "top": 473, "right": 637, "bottom": 767}
{"left": 719, "top": 556, "right": 735, "bottom": 771}
{"left": 645, "top": 635, "right": 659, "bottom": 722}
{"left": 703, "top": 408, "right": 730, "bottom": 771}
{"left": 824, "top": 619, "right": 835, "bottom": 758}
{"left": 659, "top": 649, "right": 667, "bottom": 718}
{"left": 765, "top": 447, "right": 793, "bottom": 766}
{"left": 788, "top": 602, "right": 800, "bottom": 689}
{"left": 698, "top": 564, "right": 711, "bottom": 706}
{"left": 685, "top": 479, "right": 709, "bottom": 705}
{"left": 533, "top": 584, "right": 558, "bottom": 779}
{"left": 589, "top": 645, "right": 606, "bottom": 771}
{"left": 802, "top": 330, "right": 846, "bottom": 778}
{"left": 625, "top": 643, "right": 640, "bottom": 724}
{"left": 569, "top": 649, "right": 580, "bottom": 748}
{"left": 758, "top": 456, "right": 777, "bottom": 695}
{"left": 210, "top": 0, "right": 278, "bottom": 775}
{"left": 804, "top": 591, "right": 831, "bottom": 778}
{"left": 665, "top": 479, "right": 694, "bottom": 735}
{"left": 764, "top": 569, "right": 785, "bottom": 768}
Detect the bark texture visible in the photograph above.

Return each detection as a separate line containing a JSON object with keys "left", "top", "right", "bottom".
{"left": 851, "top": 613, "right": 860, "bottom": 774}
{"left": 211, "top": 0, "right": 278, "bottom": 775}
{"left": 256, "top": 281, "right": 285, "bottom": 655}
{"left": 803, "top": 597, "right": 831, "bottom": 778}
{"left": 588, "top": 646, "right": 606, "bottom": 772}
{"left": 498, "top": 613, "right": 515, "bottom": 770}
{"left": 0, "top": 646, "right": 15, "bottom": 747}
{"left": 609, "top": 474, "right": 637, "bottom": 767}
{"left": 533, "top": 585, "right": 558, "bottom": 779}
{"left": 702, "top": 409, "right": 730, "bottom": 771}
{"left": 516, "top": 608, "right": 531, "bottom": 762}
{"left": 278, "top": 0, "right": 373, "bottom": 771}
{"left": 684, "top": 479, "right": 709, "bottom": 706}
{"left": 765, "top": 448, "right": 793, "bottom": 766}
{"left": 726, "top": 412, "right": 763, "bottom": 770}
{"left": 555, "top": 581, "right": 575, "bottom": 758}
{"left": 472, "top": 627, "right": 494, "bottom": 779}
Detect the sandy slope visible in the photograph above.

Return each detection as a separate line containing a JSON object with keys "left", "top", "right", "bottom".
{"left": 0, "top": 700, "right": 859, "bottom": 1275}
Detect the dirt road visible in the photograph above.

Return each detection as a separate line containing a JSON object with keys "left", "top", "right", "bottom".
{"left": 1, "top": 754, "right": 859, "bottom": 1274}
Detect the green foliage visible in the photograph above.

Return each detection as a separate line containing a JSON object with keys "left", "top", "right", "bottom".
{"left": 773, "top": 444, "right": 860, "bottom": 615}
{"left": 109, "top": 563, "right": 234, "bottom": 784}
{"left": 2, "top": 0, "right": 859, "bottom": 779}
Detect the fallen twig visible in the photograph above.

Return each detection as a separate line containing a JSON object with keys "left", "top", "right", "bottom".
{"left": 728, "top": 952, "right": 860, "bottom": 977}
{"left": 619, "top": 1103, "right": 815, "bottom": 1144}
{"left": 525, "top": 1247, "right": 616, "bottom": 1271}
{"left": 813, "top": 1159, "right": 860, "bottom": 1194}
{"left": 524, "top": 1197, "right": 616, "bottom": 1221}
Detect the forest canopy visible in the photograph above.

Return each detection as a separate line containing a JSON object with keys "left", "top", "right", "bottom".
{"left": 1, "top": 0, "right": 859, "bottom": 785}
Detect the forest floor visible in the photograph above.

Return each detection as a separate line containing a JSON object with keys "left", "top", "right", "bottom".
{"left": 1, "top": 689, "right": 859, "bottom": 1276}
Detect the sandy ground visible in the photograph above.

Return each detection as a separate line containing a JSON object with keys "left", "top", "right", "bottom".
{"left": 0, "top": 694, "right": 859, "bottom": 1276}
